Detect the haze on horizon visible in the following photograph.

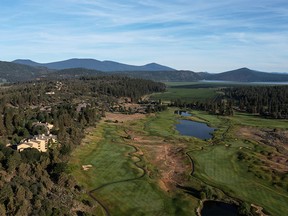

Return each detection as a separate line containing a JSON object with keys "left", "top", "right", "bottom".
{"left": 0, "top": 0, "right": 287, "bottom": 73}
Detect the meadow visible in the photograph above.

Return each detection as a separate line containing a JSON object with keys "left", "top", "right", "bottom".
{"left": 150, "top": 81, "right": 226, "bottom": 102}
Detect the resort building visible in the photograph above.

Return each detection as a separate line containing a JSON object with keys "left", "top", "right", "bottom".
{"left": 17, "top": 134, "right": 57, "bottom": 152}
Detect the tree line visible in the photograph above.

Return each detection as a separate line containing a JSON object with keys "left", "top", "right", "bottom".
{"left": 223, "top": 85, "right": 288, "bottom": 118}
{"left": 170, "top": 85, "right": 288, "bottom": 119}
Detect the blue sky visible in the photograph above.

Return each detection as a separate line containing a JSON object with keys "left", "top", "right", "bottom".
{"left": 0, "top": 0, "right": 287, "bottom": 72}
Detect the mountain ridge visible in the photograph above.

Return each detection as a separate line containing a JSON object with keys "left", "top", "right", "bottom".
{"left": 1, "top": 60, "right": 288, "bottom": 83}
{"left": 206, "top": 67, "right": 288, "bottom": 82}
{"left": 13, "top": 58, "right": 176, "bottom": 72}
{"left": 0, "top": 60, "right": 49, "bottom": 82}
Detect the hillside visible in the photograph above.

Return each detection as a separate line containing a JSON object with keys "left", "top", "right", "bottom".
{"left": 13, "top": 58, "right": 176, "bottom": 72}
{"left": 206, "top": 68, "right": 288, "bottom": 82}
{"left": 45, "top": 68, "right": 105, "bottom": 79}
{"left": 4, "top": 60, "right": 288, "bottom": 83}
{"left": 0, "top": 61, "right": 49, "bottom": 82}
{"left": 0, "top": 60, "right": 198, "bottom": 82}
{"left": 44, "top": 68, "right": 200, "bottom": 82}
{"left": 113, "top": 70, "right": 200, "bottom": 82}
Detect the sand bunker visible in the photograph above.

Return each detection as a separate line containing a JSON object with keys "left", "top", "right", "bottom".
{"left": 82, "top": 165, "right": 93, "bottom": 171}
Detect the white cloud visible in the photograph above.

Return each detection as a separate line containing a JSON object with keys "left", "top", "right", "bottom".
{"left": 0, "top": 0, "right": 287, "bottom": 72}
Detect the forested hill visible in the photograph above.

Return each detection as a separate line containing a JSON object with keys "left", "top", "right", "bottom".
{"left": 13, "top": 58, "right": 176, "bottom": 72}
{"left": 206, "top": 68, "right": 288, "bottom": 82}
{"left": 112, "top": 70, "right": 201, "bottom": 82}
{"left": 41, "top": 68, "right": 200, "bottom": 82}
{"left": 0, "top": 61, "right": 49, "bottom": 82}
{"left": 0, "top": 61, "right": 200, "bottom": 82}
{"left": 45, "top": 68, "right": 106, "bottom": 79}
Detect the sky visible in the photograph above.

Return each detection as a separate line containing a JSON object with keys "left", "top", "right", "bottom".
{"left": 0, "top": 0, "right": 288, "bottom": 72}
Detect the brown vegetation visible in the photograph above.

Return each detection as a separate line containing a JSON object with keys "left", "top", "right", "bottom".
{"left": 123, "top": 126, "right": 190, "bottom": 192}
{"left": 139, "top": 143, "right": 190, "bottom": 191}
{"left": 238, "top": 127, "right": 288, "bottom": 173}
{"left": 103, "top": 112, "right": 147, "bottom": 123}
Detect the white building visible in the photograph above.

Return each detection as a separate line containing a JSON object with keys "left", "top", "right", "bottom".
{"left": 17, "top": 134, "right": 57, "bottom": 152}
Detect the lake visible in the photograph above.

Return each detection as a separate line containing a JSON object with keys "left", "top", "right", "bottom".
{"left": 175, "top": 119, "right": 215, "bottom": 140}
{"left": 201, "top": 80, "right": 288, "bottom": 85}
{"left": 201, "top": 201, "right": 239, "bottom": 216}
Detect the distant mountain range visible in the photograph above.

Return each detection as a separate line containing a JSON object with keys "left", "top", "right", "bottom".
{"left": 13, "top": 58, "right": 176, "bottom": 72}
{"left": 204, "top": 67, "right": 288, "bottom": 82}
{"left": 0, "top": 59, "right": 287, "bottom": 83}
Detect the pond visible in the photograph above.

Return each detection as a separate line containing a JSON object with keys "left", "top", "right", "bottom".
{"left": 201, "top": 201, "right": 239, "bottom": 216}
{"left": 175, "top": 119, "right": 215, "bottom": 140}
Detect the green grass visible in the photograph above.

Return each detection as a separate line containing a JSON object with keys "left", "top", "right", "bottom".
{"left": 164, "top": 82, "right": 200, "bottom": 87}
{"left": 143, "top": 110, "right": 178, "bottom": 137}
{"left": 232, "top": 112, "right": 288, "bottom": 129}
{"left": 190, "top": 145, "right": 288, "bottom": 216}
{"left": 187, "top": 111, "right": 288, "bottom": 216}
{"left": 150, "top": 81, "right": 244, "bottom": 102}
{"left": 69, "top": 124, "right": 143, "bottom": 215}
{"left": 69, "top": 117, "right": 196, "bottom": 216}
{"left": 164, "top": 81, "right": 286, "bottom": 88}
{"left": 70, "top": 125, "right": 140, "bottom": 189}
{"left": 91, "top": 179, "right": 194, "bottom": 216}
{"left": 164, "top": 81, "right": 244, "bottom": 87}
{"left": 151, "top": 87, "right": 218, "bottom": 102}
{"left": 152, "top": 81, "right": 288, "bottom": 103}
